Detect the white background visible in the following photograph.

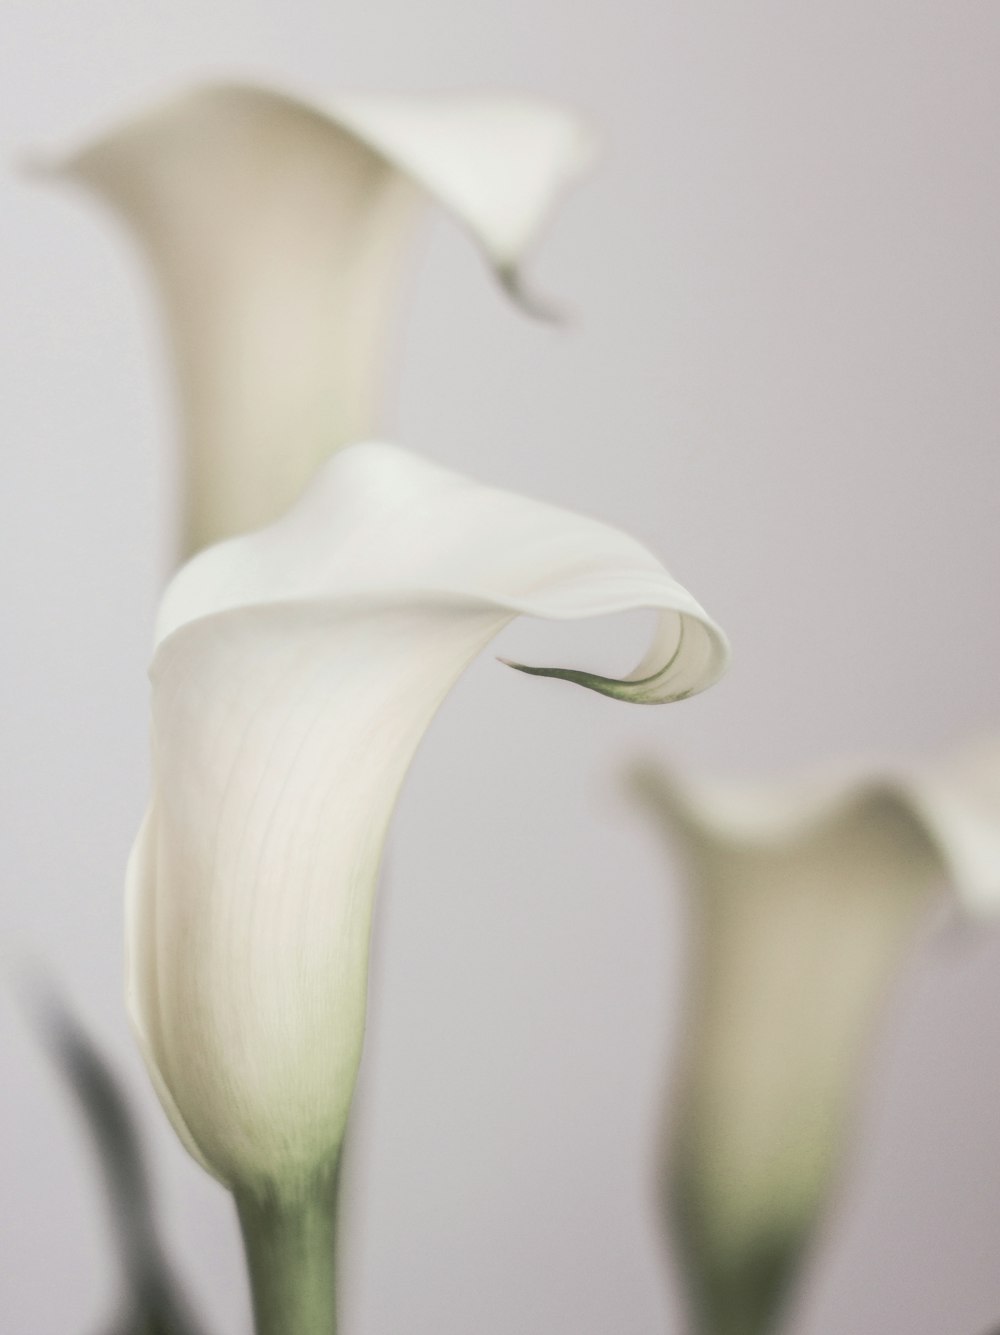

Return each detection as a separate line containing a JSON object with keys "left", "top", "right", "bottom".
{"left": 2, "top": 3, "right": 1000, "bottom": 1332}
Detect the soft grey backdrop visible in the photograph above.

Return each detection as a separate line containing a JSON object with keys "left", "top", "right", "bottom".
{"left": 2, "top": 3, "right": 1000, "bottom": 1332}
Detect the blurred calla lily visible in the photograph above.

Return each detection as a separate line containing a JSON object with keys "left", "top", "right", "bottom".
{"left": 130, "top": 442, "right": 728, "bottom": 1206}
{"left": 629, "top": 745, "right": 1000, "bottom": 1335}
{"left": 37, "top": 82, "right": 596, "bottom": 554}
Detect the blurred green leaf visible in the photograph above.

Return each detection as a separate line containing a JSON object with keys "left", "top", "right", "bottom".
{"left": 30, "top": 987, "right": 210, "bottom": 1335}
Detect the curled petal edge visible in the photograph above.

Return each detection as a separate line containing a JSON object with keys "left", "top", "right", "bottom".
{"left": 129, "top": 443, "right": 729, "bottom": 1191}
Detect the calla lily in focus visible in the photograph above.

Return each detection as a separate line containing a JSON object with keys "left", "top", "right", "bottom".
{"left": 36, "top": 83, "right": 596, "bottom": 554}
{"left": 130, "top": 441, "right": 728, "bottom": 1318}
{"left": 629, "top": 745, "right": 1000, "bottom": 1335}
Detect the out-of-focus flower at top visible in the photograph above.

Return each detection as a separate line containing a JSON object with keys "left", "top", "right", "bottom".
{"left": 628, "top": 744, "right": 1000, "bottom": 1335}
{"left": 130, "top": 441, "right": 728, "bottom": 1204}
{"left": 34, "top": 83, "right": 597, "bottom": 555}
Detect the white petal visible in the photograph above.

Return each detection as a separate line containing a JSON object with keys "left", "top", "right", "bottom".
{"left": 131, "top": 443, "right": 727, "bottom": 1192}
{"left": 323, "top": 92, "right": 598, "bottom": 307}
{"left": 35, "top": 83, "right": 596, "bottom": 554}
{"left": 638, "top": 736, "right": 1000, "bottom": 911}
{"left": 628, "top": 740, "right": 1000, "bottom": 1327}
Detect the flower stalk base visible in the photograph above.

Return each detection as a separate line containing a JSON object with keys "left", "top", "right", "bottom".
{"left": 237, "top": 1182, "right": 338, "bottom": 1335}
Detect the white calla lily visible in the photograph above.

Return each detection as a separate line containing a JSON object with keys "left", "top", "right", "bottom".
{"left": 629, "top": 745, "right": 1000, "bottom": 1335}
{"left": 130, "top": 442, "right": 728, "bottom": 1205}
{"left": 38, "top": 83, "right": 596, "bottom": 554}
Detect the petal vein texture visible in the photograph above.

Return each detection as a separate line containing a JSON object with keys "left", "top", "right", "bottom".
{"left": 130, "top": 443, "right": 729, "bottom": 1193}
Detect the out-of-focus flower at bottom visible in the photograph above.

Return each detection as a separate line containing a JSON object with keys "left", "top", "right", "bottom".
{"left": 629, "top": 742, "right": 1000, "bottom": 1335}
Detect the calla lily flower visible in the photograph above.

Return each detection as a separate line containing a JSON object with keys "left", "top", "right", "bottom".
{"left": 36, "top": 82, "right": 596, "bottom": 554}
{"left": 629, "top": 745, "right": 1000, "bottom": 1335}
{"left": 130, "top": 442, "right": 728, "bottom": 1208}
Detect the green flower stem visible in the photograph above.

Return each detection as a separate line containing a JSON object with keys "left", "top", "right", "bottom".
{"left": 680, "top": 1240, "right": 799, "bottom": 1335}
{"left": 236, "top": 1179, "right": 339, "bottom": 1335}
